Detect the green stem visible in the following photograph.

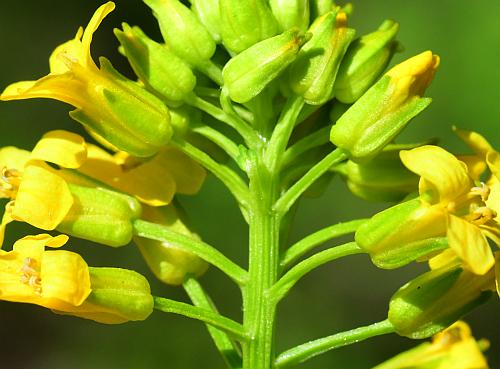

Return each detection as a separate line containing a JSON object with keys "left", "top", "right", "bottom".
{"left": 183, "top": 277, "right": 243, "bottom": 369}
{"left": 280, "top": 219, "right": 367, "bottom": 269}
{"left": 133, "top": 220, "right": 248, "bottom": 286}
{"left": 153, "top": 296, "right": 248, "bottom": 341}
{"left": 271, "top": 242, "right": 363, "bottom": 302}
{"left": 264, "top": 95, "right": 305, "bottom": 172}
{"left": 192, "top": 124, "right": 241, "bottom": 162}
{"left": 171, "top": 138, "right": 250, "bottom": 209}
{"left": 197, "top": 59, "right": 224, "bottom": 85}
{"left": 274, "top": 148, "right": 348, "bottom": 215}
{"left": 185, "top": 93, "right": 257, "bottom": 145}
{"left": 282, "top": 126, "right": 331, "bottom": 168}
{"left": 275, "top": 320, "right": 395, "bottom": 368}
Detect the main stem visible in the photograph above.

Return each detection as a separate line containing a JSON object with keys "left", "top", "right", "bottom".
{"left": 243, "top": 151, "right": 281, "bottom": 369}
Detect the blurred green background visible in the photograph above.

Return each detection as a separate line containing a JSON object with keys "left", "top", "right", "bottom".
{"left": 0, "top": 1, "right": 499, "bottom": 368}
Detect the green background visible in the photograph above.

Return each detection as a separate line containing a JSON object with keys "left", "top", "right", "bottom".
{"left": 0, "top": 1, "right": 499, "bottom": 368}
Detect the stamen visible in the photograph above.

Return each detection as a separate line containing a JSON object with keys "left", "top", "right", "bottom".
{"left": 470, "top": 182, "right": 490, "bottom": 202}
{"left": 465, "top": 206, "right": 497, "bottom": 226}
{"left": 19, "top": 257, "right": 42, "bottom": 295}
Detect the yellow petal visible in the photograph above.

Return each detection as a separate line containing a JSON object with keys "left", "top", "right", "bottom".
{"left": 41, "top": 249, "right": 91, "bottom": 308}
{"left": 76, "top": 143, "right": 123, "bottom": 184}
{"left": 81, "top": 2, "right": 115, "bottom": 68}
{"left": 31, "top": 130, "right": 87, "bottom": 169}
{"left": 495, "top": 252, "right": 500, "bottom": 298}
{"left": 485, "top": 175, "right": 500, "bottom": 220}
{"left": 0, "top": 146, "right": 31, "bottom": 170}
{"left": 14, "top": 234, "right": 69, "bottom": 250}
{"left": 456, "top": 155, "right": 487, "bottom": 181}
{"left": 447, "top": 214, "right": 495, "bottom": 275}
{"left": 0, "top": 208, "right": 13, "bottom": 248}
{"left": 12, "top": 162, "right": 73, "bottom": 230}
{"left": 453, "top": 126, "right": 494, "bottom": 159}
{"left": 49, "top": 28, "right": 84, "bottom": 74}
{"left": 400, "top": 146, "right": 471, "bottom": 203}
{"left": 428, "top": 248, "right": 460, "bottom": 270}
{"left": 486, "top": 150, "right": 500, "bottom": 178}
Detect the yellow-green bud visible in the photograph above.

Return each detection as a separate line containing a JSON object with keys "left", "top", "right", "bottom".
{"left": 288, "top": 11, "right": 355, "bottom": 105}
{"left": 191, "top": 0, "right": 222, "bottom": 43}
{"left": 270, "top": 0, "right": 310, "bottom": 32}
{"left": 70, "top": 58, "right": 172, "bottom": 158}
{"left": 57, "top": 184, "right": 142, "bottom": 247}
{"left": 223, "top": 29, "right": 305, "bottom": 103}
{"left": 310, "top": 0, "right": 334, "bottom": 19}
{"left": 219, "top": 0, "right": 279, "bottom": 54}
{"left": 330, "top": 51, "right": 439, "bottom": 160}
{"left": 114, "top": 24, "right": 196, "bottom": 107}
{"left": 134, "top": 205, "right": 208, "bottom": 285}
{"left": 355, "top": 195, "right": 448, "bottom": 269}
{"left": 334, "top": 19, "right": 399, "bottom": 104}
{"left": 333, "top": 143, "right": 419, "bottom": 202}
{"left": 388, "top": 267, "right": 493, "bottom": 339}
{"left": 143, "top": 0, "right": 216, "bottom": 66}
{"left": 55, "top": 267, "right": 154, "bottom": 324}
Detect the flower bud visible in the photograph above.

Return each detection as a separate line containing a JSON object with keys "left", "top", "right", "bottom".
{"left": 143, "top": 0, "right": 216, "bottom": 66}
{"left": 55, "top": 267, "right": 154, "bottom": 324}
{"left": 270, "top": 0, "right": 310, "bottom": 33}
{"left": 333, "top": 143, "right": 419, "bottom": 202}
{"left": 310, "top": 0, "right": 334, "bottom": 19}
{"left": 330, "top": 51, "right": 439, "bottom": 160}
{"left": 57, "top": 184, "right": 142, "bottom": 247}
{"left": 219, "top": 0, "right": 279, "bottom": 54}
{"left": 134, "top": 205, "right": 208, "bottom": 285}
{"left": 355, "top": 196, "right": 448, "bottom": 269}
{"left": 114, "top": 23, "right": 196, "bottom": 106}
{"left": 223, "top": 29, "right": 305, "bottom": 103}
{"left": 288, "top": 11, "right": 356, "bottom": 105}
{"left": 334, "top": 19, "right": 399, "bottom": 103}
{"left": 190, "top": 0, "right": 222, "bottom": 43}
{"left": 388, "top": 267, "right": 493, "bottom": 339}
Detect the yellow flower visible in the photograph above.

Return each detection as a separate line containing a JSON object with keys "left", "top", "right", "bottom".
{"left": 400, "top": 145, "right": 498, "bottom": 275}
{"left": 373, "top": 321, "right": 489, "bottom": 369}
{"left": 0, "top": 234, "right": 91, "bottom": 311}
{"left": 0, "top": 130, "right": 87, "bottom": 245}
{"left": 0, "top": 2, "right": 171, "bottom": 157}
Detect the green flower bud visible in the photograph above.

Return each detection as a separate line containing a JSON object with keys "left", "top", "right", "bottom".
{"left": 310, "top": 0, "right": 334, "bottom": 19}
{"left": 143, "top": 0, "right": 216, "bottom": 66}
{"left": 334, "top": 19, "right": 399, "bottom": 104}
{"left": 333, "top": 143, "right": 419, "bottom": 202}
{"left": 219, "top": 0, "right": 279, "bottom": 54}
{"left": 191, "top": 0, "right": 222, "bottom": 43}
{"left": 355, "top": 196, "right": 448, "bottom": 269}
{"left": 57, "top": 184, "right": 142, "bottom": 247}
{"left": 388, "top": 267, "right": 493, "bottom": 339}
{"left": 55, "top": 267, "right": 154, "bottom": 324}
{"left": 288, "top": 11, "right": 356, "bottom": 105}
{"left": 114, "top": 23, "right": 196, "bottom": 107}
{"left": 170, "top": 105, "right": 201, "bottom": 137}
{"left": 223, "top": 29, "right": 305, "bottom": 103}
{"left": 70, "top": 58, "right": 172, "bottom": 158}
{"left": 134, "top": 205, "right": 208, "bottom": 285}
{"left": 270, "top": 0, "right": 310, "bottom": 32}
{"left": 330, "top": 51, "right": 439, "bottom": 161}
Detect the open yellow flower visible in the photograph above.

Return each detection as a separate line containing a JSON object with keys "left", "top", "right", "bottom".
{"left": 400, "top": 145, "right": 498, "bottom": 275}
{"left": 0, "top": 2, "right": 171, "bottom": 157}
{"left": 0, "top": 234, "right": 91, "bottom": 310}
{"left": 373, "top": 321, "right": 489, "bottom": 369}
{"left": 0, "top": 130, "right": 87, "bottom": 245}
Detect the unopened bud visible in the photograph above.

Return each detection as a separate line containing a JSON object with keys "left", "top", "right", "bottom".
{"left": 190, "top": 0, "right": 222, "bottom": 43}
{"left": 270, "top": 0, "right": 310, "bottom": 32}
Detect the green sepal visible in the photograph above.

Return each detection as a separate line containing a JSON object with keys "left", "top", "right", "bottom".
{"left": 334, "top": 19, "right": 399, "bottom": 103}
{"left": 143, "top": 0, "right": 216, "bottom": 66}
{"left": 55, "top": 267, "right": 154, "bottom": 324}
{"left": 288, "top": 10, "right": 356, "bottom": 105}
{"left": 310, "top": 0, "right": 335, "bottom": 19}
{"left": 388, "top": 267, "right": 493, "bottom": 339}
{"left": 191, "top": 0, "right": 222, "bottom": 43}
{"left": 57, "top": 184, "right": 142, "bottom": 247}
{"left": 355, "top": 196, "right": 449, "bottom": 268}
{"left": 114, "top": 23, "right": 196, "bottom": 106}
{"left": 219, "top": 0, "right": 279, "bottom": 54}
{"left": 270, "top": 0, "right": 310, "bottom": 32}
{"left": 330, "top": 75, "right": 432, "bottom": 161}
{"left": 70, "top": 57, "right": 171, "bottom": 158}
{"left": 134, "top": 205, "right": 208, "bottom": 286}
{"left": 223, "top": 29, "right": 305, "bottom": 103}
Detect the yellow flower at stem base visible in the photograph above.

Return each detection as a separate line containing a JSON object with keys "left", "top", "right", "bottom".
{"left": 0, "top": 2, "right": 171, "bottom": 157}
